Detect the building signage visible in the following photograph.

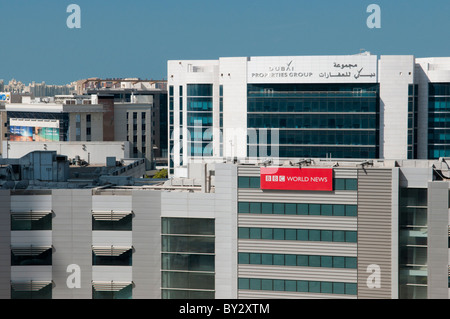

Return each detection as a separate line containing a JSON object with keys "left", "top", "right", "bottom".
{"left": 0, "top": 92, "right": 11, "bottom": 102}
{"left": 260, "top": 167, "right": 333, "bottom": 191}
{"left": 247, "top": 55, "right": 378, "bottom": 84}
{"left": 9, "top": 118, "right": 60, "bottom": 142}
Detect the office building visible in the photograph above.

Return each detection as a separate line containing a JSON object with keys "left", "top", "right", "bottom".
{"left": 0, "top": 156, "right": 449, "bottom": 299}
{"left": 167, "top": 54, "right": 450, "bottom": 175}
{"left": 0, "top": 92, "right": 165, "bottom": 171}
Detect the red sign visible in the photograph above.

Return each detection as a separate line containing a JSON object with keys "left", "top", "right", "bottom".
{"left": 260, "top": 167, "right": 333, "bottom": 191}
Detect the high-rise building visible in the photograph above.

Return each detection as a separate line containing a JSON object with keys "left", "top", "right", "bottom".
{"left": 167, "top": 54, "right": 450, "bottom": 175}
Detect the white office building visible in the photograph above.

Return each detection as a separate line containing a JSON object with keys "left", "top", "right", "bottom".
{"left": 167, "top": 54, "right": 450, "bottom": 175}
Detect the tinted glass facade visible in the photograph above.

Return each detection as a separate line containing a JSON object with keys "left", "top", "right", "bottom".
{"left": 408, "top": 84, "right": 419, "bottom": 159}
{"left": 161, "top": 217, "right": 215, "bottom": 299}
{"left": 399, "top": 188, "right": 428, "bottom": 299}
{"left": 428, "top": 83, "right": 450, "bottom": 158}
{"left": 247, "top": 83, "right": 379, "bottom": 158}
{"left": 187, "top": 84, "right": 213, "bottom": 157}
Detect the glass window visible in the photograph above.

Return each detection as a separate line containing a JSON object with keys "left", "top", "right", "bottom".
{"left": 333, "top": 230, "right": 345, "bottom": 242}
{"left": 249, "top": 253, "right": 261, "bottom": 264}
{"left": 249, "top": 202, "right": 261, "bottom": 214}
{"left": 333, "top": 257, "right": 345, "bottom": 268}
{"left": 285, "top": 254, "right": 296, "bottom": 266}
{"left": 309, "top": 281, "right": 321, "bottom": 293}
{"left": 309, "top": 230, "right": 321, "bottom": 241}
{"left": 273, "top": 203, "right": 285, "bottom": 214}
{"left": 238, "top": 202, "right": 249, "bottom": 214}
{"left": 321, "top": 230, "right": 333, "bottom": 242}
{"left": 261, "top": 228, "right": 273, "bottom": 240}
{"left": 238, "top": 177, "right": 249, "bottom": 188}
{"left": 273, "top": 280, "right": 284, "bottom": 291}
{"left": 333, "top": 204, "right": 345, "bottom": 216}
{"left": 238, "top": 228, "right": 249, "bottom": 239}
{"left": 345, "top": 283, "right": 357, "bottom": 295}
{"left": 346, "top": 231, "right": 357, "bottom": 243}
{"left": 297, "top": 280, "right": 308, "bottom": 292}
{"left": 297, "top": 203, "right": 308, "bottom": 215}
{"left": 285, "top": 229, "right": 297, "bottom": 240}
{"left": 273, "top": 228, "right": 285, "bottom": 240}
{"left": 309, "top": 204, "right": 321, "bottom": 215}
{"left": 249, "top": 177, "right": 260, "bottom": 188}
{"left": 333, "top": 282, "right": 345, "bottom": 294}
{"left": 249, "top": 228, "right": 261, "bottom": 239}
{"left": 250, "top": 279, "right": 261, "bottom": 290}
{"left": 309, "top": 255, "right": 320, "bottom": 267}
{"left": 297, "top": 255, "right": 308, "bottom": 266}
{"left": 321, "top": 282, "right": 333, "bottom": 294}
{"left": 321, "top": 204, "right": 333, "bottom": 216}
{"left": 238, "top": 253, "right": 249, "bottom": 264}
{"left": 261, "top": 279, "right": 272, "bottom": 290}
{"left": 273, "top": 254, "right": 285, "bottom": 265}
{"left": 345, "top": 257, "right": 357, "bottom": 269}
{"left": 285, "top": 203, "right": 296, "bottom": 215}
{"left": 335, "top": 179, "right": 345, "bottom": 190}
{"left": 321, "top": 256, "right": 333, "bottom": 268}
{"left": 238, "top": 278, "right": 249, "bottom": 290}
{"left": 297, "top": 229, "right": 308, "bottom": 241}
{"left": 261, "top": 203, "right": 273, "bottom": 214}
{"left": 345, "top": 205, "right": 357, "bottom": 217}
{"left": 261, "top": 254, "right": 273, "bottom": 265}
{"left": 285, "top": 280, "right": 296, "bottom": 292}
{"left": 346, "top": 179, "right": 358, "bottom": 190}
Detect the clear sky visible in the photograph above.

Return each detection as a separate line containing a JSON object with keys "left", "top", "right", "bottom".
{"left": 1, "top": 0, "right": 449, "bottom": 85}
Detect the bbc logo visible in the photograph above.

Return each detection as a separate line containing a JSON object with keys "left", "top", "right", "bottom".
{"left": 265, "top": 175, "right": 285, "bottom": 182}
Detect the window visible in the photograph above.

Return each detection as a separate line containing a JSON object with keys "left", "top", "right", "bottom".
{"left": 238, "top": 227, "right": 357, "bottom": 244}
{"left": 162, "top": 217, "right": 215, "bottom": 299}
{"left": 238, "top": 277, "right": 357, "bottom": 295}
{"left": 237, "top": 202, "right": 357, "bottom": 217}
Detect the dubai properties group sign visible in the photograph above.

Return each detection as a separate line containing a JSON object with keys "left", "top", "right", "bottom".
{"left": 260, "top": 167, "right": 333, "bottom": 191}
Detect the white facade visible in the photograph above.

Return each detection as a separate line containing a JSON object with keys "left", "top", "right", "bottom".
{"left": 168, "top": 54, "right": 450, "bottom": 175}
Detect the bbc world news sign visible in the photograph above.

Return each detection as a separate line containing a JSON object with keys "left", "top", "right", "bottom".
{"left": 0, "top": 92, "right": 11, "bottom": 102}
{"left": 260, "top": 167, "right": 333, "bottom": 191}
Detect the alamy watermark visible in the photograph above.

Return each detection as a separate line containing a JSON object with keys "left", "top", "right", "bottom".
{"left": 366, "top": 4, "right": 381, "bottom": 29}
{"left": 66, "top": 4, "right": 81, "bottom": 29}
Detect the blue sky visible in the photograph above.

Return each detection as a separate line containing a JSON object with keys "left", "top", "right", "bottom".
{"left": 1, "top": 0, "right": 449, "bottom": 85}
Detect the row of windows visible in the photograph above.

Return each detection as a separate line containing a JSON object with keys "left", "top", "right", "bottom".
{"left": 162, "top": 253, "right": 215, "bottom": 272}
{"left": 247, "top": 130, "right": 377, "bottom": 146}
{"left": 238, "top": 201, "right": 357, "bottom": 216}
{"left": 187, "top": 98, "right": 213, "bottom": 111}
{"left": 429, "top": 83, "right": 450, "bottom": 96}
{"left": 162, "top": 271, "right": 215, "bottom": 290}
{"left": 247, "top": 98, "right": 378, "bottom": 113}
{"left": 186, "top": 112, "right": 213, "bottom": 126}
{"left": 187, "top": 84, "right": 213, "bottom": 97}
{"left": 238, "top": 176, "right": 357, "bottom": 190}
{"left": 11, "top": 250, "right": 133, "bottom": 266}
{"left": 11, "top": 216, "right": 133, "bottom": 231}
{"left": 238, "top": 252, "right": 357, "bottom": 269}
{"left": 428, "top": 99, "right": 450, "bottom": 111}
{"left": 11, "top": 285, "right": 133, "bottom": 299}
{"left": 429, "top": 146, "right": 450, "bottom": 159}
{"left": 238, "top": 278, "right": 357, "bottom": 295}
{"left": 189, "top": 142, "right": 213, "bottom": 156}
{"left": 428, "top": 130, "right": 450, "bottom": 143}
{"left": 247, "top": 114, "right": 377, "bottom": 129}
{"left": 238, "top": 227, "right": 357, "bottom": 243}
{"left": 162, "top": 289, "right": 214, "bottom": 299}
{"left": 247, "top": 145, "right": 378, "bottom": 159}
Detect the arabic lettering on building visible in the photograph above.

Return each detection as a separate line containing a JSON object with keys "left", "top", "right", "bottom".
{"left": 250, "top": 61, "right": 376, "bottom": 80}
